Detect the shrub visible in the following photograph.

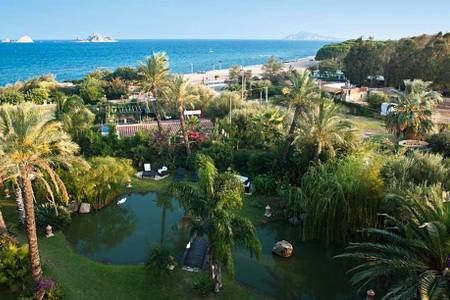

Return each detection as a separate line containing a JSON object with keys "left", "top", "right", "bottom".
{"left": 247, "top": 151, "right": 277, "bottom": 175}
{"left": 192, "top": 273, "right": 213, "bottom": 297}
{"left": 0, "top": 89, "right": 25, "bottom": 104}
{"left": 381, "top": 152, "right": 450, "bottom": 190}
{"left": 252, "top": 174, "right": 277, "bottom": 196}
{"left": 0, "top": 234, "right": 30, "bottom": 292}
{"left": 36, "top": 277, "right": 63, "bottom": 300}
{"left": 200, "top": 142, "right": 233, "bottom": 171}
{"left": 145, "top": 245, "right": 172, "bottom": 279}
{"left": 35, "top": 203, "right": 71, "bottom": 231}
{"left": 367, "top": 91, "right": 388, "bottom": 111}
{"left": 427, "top": 130, "right": 450, "bottom": 157}
{"left": 233, "top": 150, "right": 251, "bottom": 172}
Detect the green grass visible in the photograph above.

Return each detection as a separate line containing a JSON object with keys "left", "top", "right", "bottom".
{"left": 37, "top": 233, "right": 265, "bottom": 300}
{"left": 338, "top": 112, "right": 392, "bottom": 140}
{"left": 0, "top": 178, "right": 267, "bottom": 300}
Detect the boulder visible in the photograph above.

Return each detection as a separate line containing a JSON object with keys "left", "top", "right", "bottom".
{"left": 79, "top": 203, "right": 91, "bottom": 214}
{"left": 272, "top": 240, "right": 293, "bottom": 258}
{"left": 69, "top": 201, "right": 79, "bottom": 213}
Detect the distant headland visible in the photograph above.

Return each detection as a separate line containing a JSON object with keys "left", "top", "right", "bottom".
{"left": 74, "top": 33, "right": 117, "bottom": 43}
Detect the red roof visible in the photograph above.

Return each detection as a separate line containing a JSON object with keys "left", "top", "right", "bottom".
{"left": 115, "top": 119, "right": 214, "bottom": 137}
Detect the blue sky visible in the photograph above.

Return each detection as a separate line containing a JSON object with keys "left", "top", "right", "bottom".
{"left": 0, "top": 0, "right": 449, "bottom": 40}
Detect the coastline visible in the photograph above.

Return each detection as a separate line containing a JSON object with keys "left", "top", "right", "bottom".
{"left": 183, "top": 56, "right": 318, "bottom": 84}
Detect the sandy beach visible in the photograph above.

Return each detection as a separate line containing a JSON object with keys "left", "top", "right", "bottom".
{"left": 183, "top": 56, "right": 318, "bottom": 84}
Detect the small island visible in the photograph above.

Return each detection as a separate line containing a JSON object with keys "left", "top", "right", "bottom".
{"left": 75, "top": 33, "right": 117, "bottom": 43}
{"left": 1, "top": 36, "right": 34, "bottom": 43}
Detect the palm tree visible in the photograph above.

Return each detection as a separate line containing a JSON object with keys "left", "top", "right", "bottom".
{"left": 294, "top": 99, "right": 354, "bottom": 161}
{"left": 386, "top": 79, "right": 442, "bottom": 140}
{"left": 336, "top": 191, "right": 450, "bottom": 299}
{"left": 172, "top": 154, "right": 261, "bottom": 292}
{"left": 137, "top": 52, "right": 170, "bottom": 134}
{"left": 280, "top": 70, "right": 320, "bottom": 161}
{"left": 165, "top": 76, "right": 198, "bottom": 155}
{"left": 0, "top": 104, "right": 83, "bottom": 295}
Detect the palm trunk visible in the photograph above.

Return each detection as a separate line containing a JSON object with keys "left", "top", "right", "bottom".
{"left": 152, "top": 100, "right": 164, "bottom": 135}
{"left": 15, "top": 181, "right": 26, "bottom": 225}
{"left": 178, "top": 105, "right": 191, "bottom": 155}
{"left": 281, "top": 105, "right": 302, "bottom": 161}
{"left": 212, "top": 258, "right": 223, "bottom": 292}
{"left": 22, "top": 166, "right": 42, "bottom": 289}
{"left": 314, "top": 141, "right": 323, "bottom": 161}
{"left": 0, "top": 208, "right": 7, "bottom": 233}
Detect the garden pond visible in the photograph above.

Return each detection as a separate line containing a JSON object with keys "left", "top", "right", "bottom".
{"left": 65, "top": 192, "right": 354, "bottom": 299}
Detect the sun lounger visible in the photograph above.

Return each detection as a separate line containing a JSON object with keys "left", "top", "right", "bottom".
{"left": 142, "top": 163, "right": 156, "bottom": 178}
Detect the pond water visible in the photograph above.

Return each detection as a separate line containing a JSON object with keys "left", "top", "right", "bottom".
{"left": 65, "top": 192, "right": 354, "bottom": 299}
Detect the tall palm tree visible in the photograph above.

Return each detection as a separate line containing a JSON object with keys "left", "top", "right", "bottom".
{"left": 172, "top": 154, "right": 261, "bottom": 292}
{"left": 0, "top": 104, "right": 83, "bottom": 295}
{"left": 336, "top": 191, "right": 450, "bottom": 299}
{"left": 280, "top": 70, "right": 320, "bottom": 161}
{"left": 138, "top": 52, "right": 170, "bottom": 135}
{"left": 386, "top": 79, "right": 442, "bottom": 140}
{"left": 294, "top": 99, "right": 354, "bottom": 161}
{"left": 165, "top": 76, "right": 198, "bottom": 155}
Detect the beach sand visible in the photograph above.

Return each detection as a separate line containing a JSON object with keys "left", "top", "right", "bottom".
{"left": 182, "top": 56, "right": 318, "bottom": 84}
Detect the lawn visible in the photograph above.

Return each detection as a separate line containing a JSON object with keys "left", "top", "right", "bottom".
{"left": 0, "top": 177, "right": 268, "bottom": 300}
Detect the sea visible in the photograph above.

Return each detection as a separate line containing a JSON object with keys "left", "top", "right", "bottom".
{"left": 0, "top": 39, "right": 328, "bottom": 86}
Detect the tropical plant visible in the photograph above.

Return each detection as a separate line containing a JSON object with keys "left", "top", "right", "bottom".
{"left": 35, "top": 203, "right": 71, "bottom": 231}
{"left": 145, "top": 245, "right": 172, "bottom": 278}
{"left": 294, "top": 99, "right": 355, "bottom": 161}
{"left": 386, "top": 79, "right": 442, "bottom": 140}
{"left": 336, "top": 190, "right": 450, "bottom": 299}
{"left": 192, "top": 272, "right": 214, "bottom": 297}
{"left": 137, "top": 52, "right": 170, "bottom": 134}
{"left": 0, "top": 104, "right": 84, "bottom": 294}
{"left": 280, "top": 70, "right": 320, "bottom": 161}
{"left": 252, "top": 174, "right": 277, "bottom": 196}
{"left": 295, "top": 155, "right": 384, "bottom": 245}
{"left": 172, "top": 154, "right": 261, "bottom": 292}
{"left": 165, "top": 76, "right": 198, "bottom": 155}
{"left": 60, "top": 156, "right": 133, "bottom": 209}
{"left": 0, "top": 88, "right": 25, "bottom": 105}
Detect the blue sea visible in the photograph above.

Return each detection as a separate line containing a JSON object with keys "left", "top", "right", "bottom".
{"left": 0, "top": 39, "right": 327, "bottom": 85}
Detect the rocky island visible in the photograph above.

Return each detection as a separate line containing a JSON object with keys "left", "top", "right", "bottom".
{"left": 75, "top": 33, "right": 117, "bottom": 43}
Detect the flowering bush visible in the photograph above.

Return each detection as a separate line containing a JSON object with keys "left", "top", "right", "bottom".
{"left": 188, "top": 130, "right": 208, "bottom": 144}
{"left": 37, "top": 277, "right": 63, "bottom": 300}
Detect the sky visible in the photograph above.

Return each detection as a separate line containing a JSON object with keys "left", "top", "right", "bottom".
{"left": 0, "top": 0, "right": 449, "bottom": 40}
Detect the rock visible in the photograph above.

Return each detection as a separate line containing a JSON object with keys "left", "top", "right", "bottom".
{"left": 69, "top": 201, "right": 79, "bottom": 213}
{"left": 272, "top": 240, "right": 293, "bottom": 258}
{"left": 79, "top": 203, "right": 91, "bottom": 214}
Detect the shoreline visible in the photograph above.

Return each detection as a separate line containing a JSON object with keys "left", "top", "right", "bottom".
{"left": 182, "top": 55, "right": 317, "bottom": 84}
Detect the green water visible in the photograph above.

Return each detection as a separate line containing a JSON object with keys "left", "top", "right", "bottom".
{"left": 65, "top": 192, "right": 353, "bottom": 299}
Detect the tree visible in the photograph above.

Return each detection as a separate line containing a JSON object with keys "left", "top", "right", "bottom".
{"left": 165, "top": 76, "right": 198, "bottom": 155}
{"left": 336, "top": 190, "right": 450, "bottom": 299}
{"left": 262, "top": 56, "right": 284, "bottom": 83}
{"left": 386, "top": 80, "right": 442, "bottom": 140}
{"left": 138, "top": 52, "right": 170, "bottom": 134}
{"left": 172, "top": 154, "right": 261, "bottom": 292}
{"left": 79, "top": 76, "right": 105, "bottom": 104}
{"left": 343, "top": 38, "right": 384, "bottom": 86}
{"left": 294, "top": 99, "right": 355, "bottom": 161}
{"left": 0, "top": 104, "right": 83, "bottom": 297}
{"left": 280, "top": 70, "right": 320, "bottom": 162}
{"left": 104, "top": 77, "right": 128, "bottom": 100}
